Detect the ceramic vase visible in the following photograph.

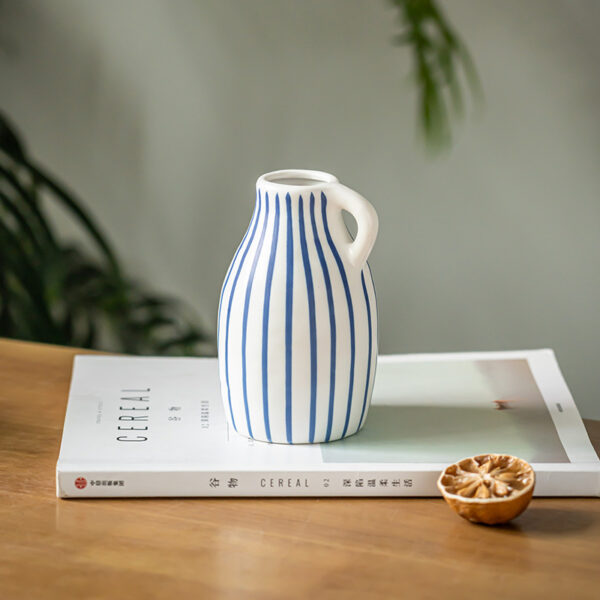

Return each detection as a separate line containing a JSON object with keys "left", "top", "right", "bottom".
{"left": 217, "top": 169, "right": 378, "bottom": 443}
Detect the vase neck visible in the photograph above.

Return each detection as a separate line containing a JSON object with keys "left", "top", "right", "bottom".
{"left": 254, "top": 189, "right": 329, "bottom": 208}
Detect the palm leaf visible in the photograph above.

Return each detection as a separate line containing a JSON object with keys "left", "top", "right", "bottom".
{"left": 0, "top": 111, "right": 213, "bottom": 355}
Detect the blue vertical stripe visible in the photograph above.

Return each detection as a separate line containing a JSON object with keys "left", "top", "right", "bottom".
{"left": 241, "top": 192, "right": 270, "bottom": 438}
{"left": 218, "top": 198, "right": 258, "bottom": 345}
{"left": 224, "top": 192, "right": 262, "bottom": 431}
{"left": 358, "top": 269, "right": 373, "bottom": 430}
{"left": 310, "top": 193, "right": 337, "bottom": 442}
{"left": 298, "top": 195, "right": 318, "bottom": 443}
{"left": 366, "top": 262, "right": 378, "bottom": 409}
{"left": 321, "top": 192, "right": 356, "bottom": 438}
{"left": 285, "top": 193, "right": 294, "bottom": 443}
{"left": 261, "top": 194, "right": 280, "bottom": 443}
{"left": 367, "top": 262, "right": 378, "bottom": 332}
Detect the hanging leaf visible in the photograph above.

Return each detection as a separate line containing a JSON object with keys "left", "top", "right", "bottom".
{"left": 390, "top": 0, "right": 482, "bottom": 151}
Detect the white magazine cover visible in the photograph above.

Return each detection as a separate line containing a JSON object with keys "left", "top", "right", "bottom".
{"left": 56, "top": 349, "right": 600, "bottom": 497}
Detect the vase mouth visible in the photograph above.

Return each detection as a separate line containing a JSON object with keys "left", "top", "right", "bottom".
{"left": 257, "top": 169, "right": 338, "bottom": 190}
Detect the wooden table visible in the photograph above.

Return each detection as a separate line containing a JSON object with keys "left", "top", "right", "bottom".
{"left": 1, "top": 339, "right": 598, "bottom": 599}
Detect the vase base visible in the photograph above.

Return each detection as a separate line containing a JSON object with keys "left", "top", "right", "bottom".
{"left": 229, "top": 424, "right": 366, "bottom": 445}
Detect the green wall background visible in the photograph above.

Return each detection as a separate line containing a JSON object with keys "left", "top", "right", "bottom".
{"left": 2, "top": 0, "right": 599, "bottom": 418}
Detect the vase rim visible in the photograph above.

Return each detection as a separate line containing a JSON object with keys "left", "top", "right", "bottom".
{"left": 257, "top": 169, "right": 338, "bottom": 191}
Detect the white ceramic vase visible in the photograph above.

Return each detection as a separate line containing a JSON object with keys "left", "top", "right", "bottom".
{"left": 217, "top": 169, "right": 378, "bottom": 443}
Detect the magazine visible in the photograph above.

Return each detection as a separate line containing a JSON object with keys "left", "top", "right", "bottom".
{"left": 56, "top": 349, "right": 600, "bottom": 497}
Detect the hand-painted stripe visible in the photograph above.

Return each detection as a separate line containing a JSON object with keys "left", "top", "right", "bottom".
{"left": 357, "top": 269, "right": 373, "bottom": 431}
{"left": 261, "top": 194, "right": 280, "bottom": 443}
{"left": 298, "top": 195, "right": 318, "bottom": 443}
{"left": 284, "top": 193, "right": 294, "bottom": 443}
{"left": 218, "top": 198, "right": 258, "bottom": 345}
{"left": 241, "top": 192, "right": 270, "bottom": 438}
{"left": 367, "top": 262, "right": 378, "bottom": 340}
{"left": 321, "top": 192, "right": 356, "bottom": 438}
{"left": 224, "top": 192, "right": 262, "bottom": 431}
{"left": 310, "top": 193, "right": 337, "bottom": 442}
{"left": 366, "top": 262, "right": 378, "bottom": 403}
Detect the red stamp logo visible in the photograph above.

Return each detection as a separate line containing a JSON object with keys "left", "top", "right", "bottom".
{"left": 75, "top": 477, "right": 87, "bottom": 489}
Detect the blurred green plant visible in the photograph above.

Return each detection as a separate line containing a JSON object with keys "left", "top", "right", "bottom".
{"left": 391, "top": 0, "right": 482, "bottom": 149}
{"left": 0, "top": 111, "right": 212, "bottom": 354}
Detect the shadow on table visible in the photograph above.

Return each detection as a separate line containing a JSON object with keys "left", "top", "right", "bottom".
{"left": 437, "top": 505, "right": 596, "bottom": 571}
{"left": 494, "top": 506, "right": 595, "bottom": 536}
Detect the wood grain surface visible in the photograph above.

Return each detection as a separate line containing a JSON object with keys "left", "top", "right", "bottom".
{"left": 1, "top": 338, "right": 598, "bottom": 599}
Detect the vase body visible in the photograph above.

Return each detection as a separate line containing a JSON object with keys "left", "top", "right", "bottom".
{"left": 217, "top": 170, "right": 378, "bottom": 443}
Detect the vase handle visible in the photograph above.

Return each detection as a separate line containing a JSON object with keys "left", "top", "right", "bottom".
{"left": 329, "top": 183, "right": 378, "bottom": 269}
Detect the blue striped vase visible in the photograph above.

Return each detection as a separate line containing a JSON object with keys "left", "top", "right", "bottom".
{"left": 217, "top": 170, "right": 378, "bottom": 444}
